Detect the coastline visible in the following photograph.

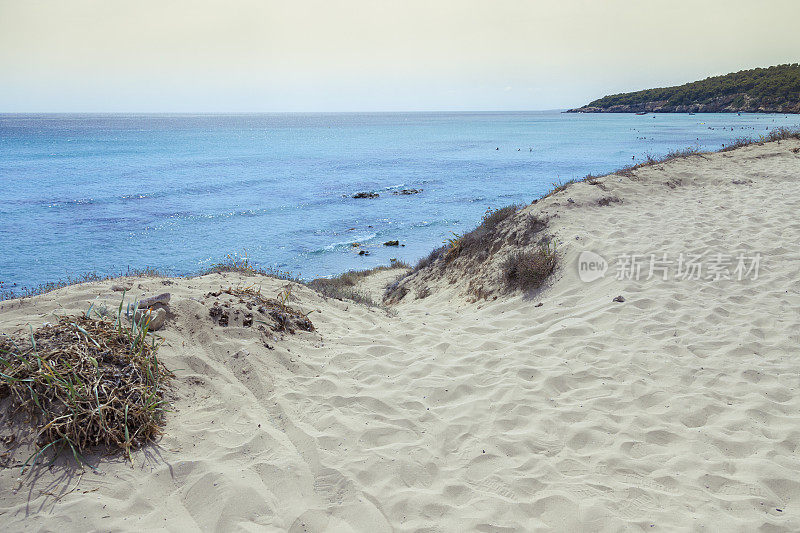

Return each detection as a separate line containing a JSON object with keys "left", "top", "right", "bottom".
{"left": 566, "top": 107, "right": 800, "bottom": 113}
{"left": 2, "top": 134, "right": 800, "bottom": 529}
{"left": 5, "top": 111, "right": 800, "bottom": 295}
{"left": 3, "top": 125, "right": 799, "bottom": 303}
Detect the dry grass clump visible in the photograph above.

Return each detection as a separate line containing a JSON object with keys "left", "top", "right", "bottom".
{"left": 443, "top": 205, "right": 522, "bottom": 263}
{"left": 0, "top": 311, "right": 170, "bottom": 471}
{"left": 201, "top": 252, "right": 300, "bottom": 282}
{"left": 385, "top": 206, "right": 550, "bottom": 302}
{"left": 382, "top": 278, "right": 409, "bottom": 303}
{"left": 502, "top": 242, "right": 557, "bottom": 292}
{"left": 539, "top": 179, "right": 581, "bottom": 200}
{"left": 309, "top": 262, "right": 408, "bottom": 307}
{"left": 614, "top": 146, "right": 704, "bottom": 177}
{"left": 411, "top": 246, "right": 446, "bottom": 273}
{"left": 722, "top": 137, "right": 758, "bottom": 152}
{"left": 1, "top": 267, "right": 166, "bottom": 302}
{"left": 721, "top": 126, "right": 800, "bottom": 152}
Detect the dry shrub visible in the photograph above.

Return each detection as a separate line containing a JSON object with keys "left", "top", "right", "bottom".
{"left": 384, "top": 208, "right": 547, "bottom": 303}
{"left": 309, "top": 263, "right": 407, "bottom": 307}
{"left": 0, "top": 314, "right": 170, "bottom": 470}
{"left": 412, "top": 246, "right": 446, "bottom": 273}
{"left": 721, "top": 127, "right": 800, "bottom": 152}
{"left": 415, "top": 286, "right": 432, "bottom": 299}
{"left": 309, "top": 271, "right": 377, "bottom": 306}
{"left": 502, "top": 243, "right": 557, "bottom": 292}
{"left": 383, "top": 280, "right": 409, "bottom": 304}
{"left": 540, "top": 179, "right": 580, "bottom": 200}
{"left": 445, "top": 205, "right": 521, "bottom": 263}
{"left": 597, "top": 196, "right": 623, "bottom": 207}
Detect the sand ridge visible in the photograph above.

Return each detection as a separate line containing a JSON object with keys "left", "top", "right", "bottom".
{"left": 1, "top": 139, "right": 800, "bottom": 531}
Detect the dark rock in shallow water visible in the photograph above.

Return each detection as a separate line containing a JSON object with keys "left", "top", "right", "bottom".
{"left": 352, "top": 191, "right": 379, "bottom": 199}
{"left": 383, "top": 240, "right": 399, "bottom": 246}
{"left": 358, "top": 250, "right": 370, "bottom": 256}
{"left": 392, "top": 188, "right": 423, "bottom": 195}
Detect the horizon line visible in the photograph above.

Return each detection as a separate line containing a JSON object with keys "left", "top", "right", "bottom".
{"left": 0, "top": 108, "right": 569, "bottom": 115}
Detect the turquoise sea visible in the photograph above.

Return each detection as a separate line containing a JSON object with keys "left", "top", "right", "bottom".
{"left": 1, "top": 111, "right": 798, "bottom": 294}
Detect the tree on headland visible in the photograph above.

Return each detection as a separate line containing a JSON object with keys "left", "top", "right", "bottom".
{"left": 570, "top": 64, "right": 800, "bottom": 113}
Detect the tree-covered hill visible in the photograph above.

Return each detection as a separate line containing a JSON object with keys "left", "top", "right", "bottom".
{"left": 568, "top": 64, "right": 800, "bottom": 113}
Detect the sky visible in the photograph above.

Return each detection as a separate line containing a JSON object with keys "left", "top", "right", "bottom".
{"left": 1, "top": 0, "right": 799, "bottom": 112}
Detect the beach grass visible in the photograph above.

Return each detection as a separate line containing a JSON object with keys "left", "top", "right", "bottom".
{"left": 199, "top": 251, "right": 300, "bottom": 282}
{"left": 308, "top": 261, "right": 409, "bottom": 307}
{"left": 0, "top": 298, "right": 170, "bottom": 471}
{"left": 0, "top": 267, "right": 166, "bottom": 302}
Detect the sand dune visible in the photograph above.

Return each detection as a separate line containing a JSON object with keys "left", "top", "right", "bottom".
{"left": 2, "top": 138, "right": 800, "bottom": 531}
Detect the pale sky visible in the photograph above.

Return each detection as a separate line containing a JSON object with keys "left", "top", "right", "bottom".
{"left": 1, "top": 0, "right": 798, "bottom": 112}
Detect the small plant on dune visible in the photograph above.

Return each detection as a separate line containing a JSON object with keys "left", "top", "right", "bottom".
{"left": 479, "top": 205, "right": 519, "bottom": 230}
{"left": 444, "top": 232, "right": 464, "bottom": 262}
{"left": 411, "top": 246, "right": 446, "bottom": 273}
{"left": 276, "top": 286, "right": 293, "bottom": 310}
{"left": 1, "top": 267, "right": 166, "bottom": 302}
{"left": 721, "top": 127, "right": 800, "bottom": 151}
{"left": 0, "top": 294, "right": 170, "bottom": 472}
{"left": 542, "top": 179, "right": 580, "bottom": 199}
{"left": 202, "top": 250, "right": 300, "bottom": 282}
{"left": 763, "top": 126, "right": 800, "bottom": 143}
{"left": 502, "top": 242, "right": 557, "bottom": 292}
{"left": 388, "top": 258, "right": 411, "bottom": 269}
{"left": 443, "top": 205, "right": 522, "bottom": 263}
{"left": 385, "top": 204, "right": 528, "bottom": 302}
{"left": 721, "top": 136, "right": 755, "bottom": 152}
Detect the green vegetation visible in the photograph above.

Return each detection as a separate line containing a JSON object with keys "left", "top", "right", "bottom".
{"left": 0, "top": 298, "right": 170, "bottom": 471}
{"left": 573, "top": 64, "right": 800, "bottom": 113}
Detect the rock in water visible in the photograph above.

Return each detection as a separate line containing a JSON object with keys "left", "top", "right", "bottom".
{"left": 383, "top": 240, "right": 400, "bottom": 246}
{"left": 352, "top": 191, "right": 379, "bottom": 199}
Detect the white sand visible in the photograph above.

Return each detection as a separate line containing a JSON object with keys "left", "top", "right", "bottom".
{"left": 1, "top": 139, "right": 800, "bottom": 531}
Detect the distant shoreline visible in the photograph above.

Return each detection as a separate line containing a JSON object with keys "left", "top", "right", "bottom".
{"left": 565, "top": 108, "right": 799, "bottom": 114}
{"left": 568, "top": 64, "right": 800, "bottom": 115}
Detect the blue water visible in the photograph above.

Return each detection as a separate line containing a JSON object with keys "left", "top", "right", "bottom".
{"left": 1, "top": 111, "right": 798, "bottom": 293}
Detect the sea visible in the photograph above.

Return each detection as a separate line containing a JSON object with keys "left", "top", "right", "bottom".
{"left": 2, "top": 111, "right": 798, "bottom": 294}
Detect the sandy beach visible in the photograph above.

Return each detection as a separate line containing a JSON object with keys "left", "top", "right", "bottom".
{"left": 2, "top": 138, "right": 800, "bottom": 531}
